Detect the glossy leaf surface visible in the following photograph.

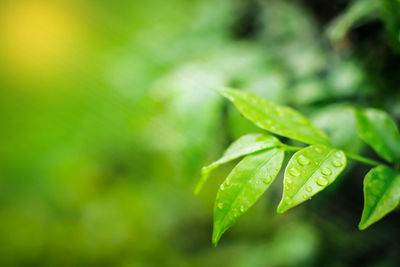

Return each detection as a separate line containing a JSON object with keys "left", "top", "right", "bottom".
{"left": 277, "top": 145, "right": 346, "bottom": 213}
{"left": 195, "top": 134, "right": 281, "bottom": 194}
{"left": 217, "top": 87, "right": 330, "bottom": 145}
{"left": 356, "top": 108, "right": 400, "bottom": 163}
{"left": 359, "top": 165, "right": 400, "bottom": 230}
{"left": 212, "top": 148, "right": 284, "bottom": 246}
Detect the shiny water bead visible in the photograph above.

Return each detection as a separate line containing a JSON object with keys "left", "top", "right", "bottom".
{"left": 226, "top": 179, "right": 230, "bottom": 186}
{"left": 220, "top": 184, "right": 225, "bottom": 190}
{"left": 321, "top": 167, "right": 332, "bottom": 176}
{"left": 263, "top": 176, "right": 272, "bottom": 184}
{"left": 289, "top": 168, "right": 300, "bottom": 177}
{"left": 285, "top": 197, "right": 293, "bottom": 205}
{"left": 316, "top": 176, "right": 329, "bottom": 186}
{"left": 297, "top": 155, "right": 310, "bottom": 166}
{"left": 286, "top": 178, "right": 293, "bottom": 184}
{"left": 306, "top": 186, "right": 313, "bottom": 192}
{"left": 240, "top": 205, "right": 245, "bottom": 212}
{"left": 303, "top": 193, "right": 309, "bottom": 199}
{"left": 335, "top": 151, "right": 343, "bottom": 157}
{"left": 217, "top": 203, "right": 224, "bottom": 209}
{"left": 314, "top": 147, "right": 323, "bottom": 153}
{"left": 333, "top": 160, "right": 343, "bottom": 167}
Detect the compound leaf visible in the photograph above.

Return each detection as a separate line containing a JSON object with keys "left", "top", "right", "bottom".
{"left": 277, "top": 145, "right": 346, "bottom": 213}
{"left": 217, "top": 87, "right": 330, "bottom": 145}
{"left": 212, "top": 148, "right": 285, "bottom": 246}
{"left": 359, "top": 165, "right": 400, "bottom": 230}
{"left": 195, "top": 134, "right": 281, "bottom": 194}
{"left": 355, "top": 108, "right": 400, "bottom": 163}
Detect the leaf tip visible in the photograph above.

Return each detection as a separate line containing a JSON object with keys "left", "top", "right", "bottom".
{"left": 276, "top": 203, "right": 288, "bottom": 214}
{"left": 211, "top": 229, "right": 221, "bottom": 247}
{"left": 358, "top": 221, "right": 368, "bottom": 231}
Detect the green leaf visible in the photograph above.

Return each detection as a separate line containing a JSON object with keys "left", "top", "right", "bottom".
{"left": 277, "top": 145, "right": 346, "bottom": 213}
{"left": 195, "top": 133, "right": 281, "bottom": 194}
{"left": 359, "top": 165, "right": 400, "bottom": 230}
{"left": 355, "top": 108, "right": 400, "bottom": 163}
{"left": 217, "top": 87, "right": 330, "bottom": 146}
{"left": 212, "top": 148, "right": 285, "bottom": 246}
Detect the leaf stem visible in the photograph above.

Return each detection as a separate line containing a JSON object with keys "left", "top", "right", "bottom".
{"left": 281, "top": 145, "right": 304, "bottom": 151}
{"left": 346, "top": 153, "right": 382, "bottom": 167}
{"left": 281, "top": 144, "right": 383, "bottom": 167}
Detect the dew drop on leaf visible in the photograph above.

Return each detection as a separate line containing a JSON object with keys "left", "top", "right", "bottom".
{"left": 226, "top": 179, "right": 230, "bottom": 186}
{"left": 220, "top": 184, "right": 225, "bottom": 190}
{"left": 297, "top": 155, "right": 310, "bottom": 166}
{"left": 285, "top": 197, "right": 293, "bottom": 205}
{"left": 333, "top": 160, "right": 343, "bottom": 167}
{"left": 263, "top": 176, "right": 272, "bottom": 184}
{"left": 289, "top": 168, "right": 300, "bottom": 177}
{"left": 306, "top": 186, "right": 313, "bottom": 192}
{"left": 321, "top": 167, "right": 332, "bottom": 176}
{"left": 217, "top": 203, "right": 224, "bottom": 209}
{"left": 317, "top": 176, "right": 329, "bottom": 186}
{"left": 240, "top": 205, "right": 245, "bottom": 213}
{"left": 314, "top": 147, "right": 323, "bottom": 153}
{"left": 303, "top": 193, "right": 309, "bottom": 199}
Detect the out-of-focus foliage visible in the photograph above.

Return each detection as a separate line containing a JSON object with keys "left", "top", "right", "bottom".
{"left": 0, "top": 0, "right": 400, "bottom": 266}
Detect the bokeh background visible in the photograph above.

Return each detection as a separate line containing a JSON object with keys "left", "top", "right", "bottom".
{"left": 1, "top": 0, "right": 400, "bottom": 266}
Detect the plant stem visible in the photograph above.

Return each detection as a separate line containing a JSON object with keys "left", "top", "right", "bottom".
{"left": 281, "top": 145, "right": 303, "bottom": 151}
{"left": 281, "top": 144, "right": 383, "bottom": 167}
{"left": 346, "top": 153, "right": 382, "bottom": 167}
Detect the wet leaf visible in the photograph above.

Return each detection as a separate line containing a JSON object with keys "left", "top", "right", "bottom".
{"left": 217, "top": 87, "right": 330, "bottom": 145}
{"left": 359, "top": 165, "right": 400, "bottom": 230}
{"left": 212, "top": 148, "right": 285, "bottom": 246}
{"left": 195, "top": 134, "right": 281, "bottom": 194}
{"left": 356, "top": 108, "right": 400, "bottom": 163}
{"left": 277, "top": 145, "right": 346, "bottom": 213}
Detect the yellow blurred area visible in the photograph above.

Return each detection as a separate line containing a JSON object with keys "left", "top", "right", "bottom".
{"left": 0, "top": 0, "right": 87, "bottom": 83}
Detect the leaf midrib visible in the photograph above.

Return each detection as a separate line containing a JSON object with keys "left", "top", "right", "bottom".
{"left": 216, "top": 149, "right": 281, "bottom": 232}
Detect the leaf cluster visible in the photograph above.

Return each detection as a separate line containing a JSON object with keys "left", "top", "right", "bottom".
{"left": 196, "top": 88, "right": 400, "bottom": 246}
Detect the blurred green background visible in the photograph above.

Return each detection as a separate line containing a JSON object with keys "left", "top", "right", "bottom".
{"left": 0, "top": 0, "right": 400, "bottom": 266}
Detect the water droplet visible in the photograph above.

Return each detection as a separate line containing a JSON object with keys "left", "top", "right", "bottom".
{"left": 285, "top": 184, "right": 290, "bottom": 190}
{"left": 263, "top": 176, "right": 272, "bottom": 184}
{"left": 333, "top": 160, "right": 343, "bottom": 167}
{"left": 226, "top": 179, "right": 230, "bottom": 186}
{"left": 335, "top": 151, "right": 343, "bottom": 157}
{"left": 303, "top": 193, "right": 309, "bottom": 199}
{"left": 314, "top": 147, "right": 323, "bottom": 153}
{"left": 287, "top": 178, "right": 293, "bottom": 184}
{"left": 255, "top": 180, "right": 261, "bottom": 185}
{"left": 317, "top": 177, "right": 329, "bottom": 186}
{"left": 220, "top": 184, "right": 225, "bottom": 190}
{"left": 240, "top": 205, "right": 245, "bottom": 212}
{"left": 270, "top": 126, "right": 276, "bottom": 131}
{"left": 285, "top": 197, "right": 293, "bottom": 205}
{"left": 217, "top": 203, "right": 223, "bottom": 209}
{"left": 306, "top": 186, "right": 312, "bottom": 192}
{"left": 289, "top": 168, "right": 300, "bottom": 177}
{"left": 321, "top": 167, "right": 332, "bottom": 176}
{"left": 297, "top": 155, "right": 310, "bottom": 166}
